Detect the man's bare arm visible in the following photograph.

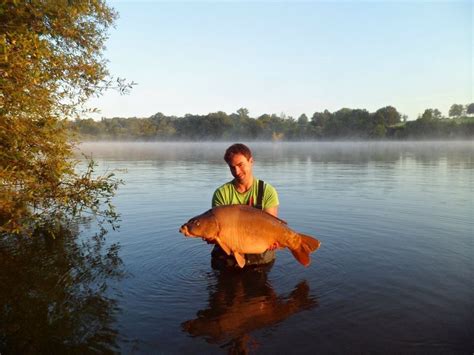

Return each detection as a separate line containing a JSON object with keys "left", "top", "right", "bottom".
{"left": 264, "top": 206, "right": 278, "bottom": 218}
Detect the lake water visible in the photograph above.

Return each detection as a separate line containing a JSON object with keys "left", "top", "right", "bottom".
{"left": 2, "top": 141, "right": 473, "bottom": 353}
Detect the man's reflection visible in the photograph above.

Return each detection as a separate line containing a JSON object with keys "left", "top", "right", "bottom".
{"left": 182, "top": 264, "right": 318, "bottom": 353}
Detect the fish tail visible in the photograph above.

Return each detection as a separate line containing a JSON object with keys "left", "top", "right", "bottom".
{"left": 300, "top": 234, "right": 321, "bottom": 252}
{"left": 290, "top": 234, "right": 321, "bottom": 267}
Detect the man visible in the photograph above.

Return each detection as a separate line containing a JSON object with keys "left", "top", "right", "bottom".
{"left": 211, "top": 143, "right": 280, "bottom": 268}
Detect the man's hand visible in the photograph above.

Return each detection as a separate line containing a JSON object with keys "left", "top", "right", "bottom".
{"left": 268, "top": 242, "right": 280, "bottom": 251}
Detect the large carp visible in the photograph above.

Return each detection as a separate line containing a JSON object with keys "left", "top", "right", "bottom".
{"left": 179, "top": 205, "right": 321, "bottom": 268}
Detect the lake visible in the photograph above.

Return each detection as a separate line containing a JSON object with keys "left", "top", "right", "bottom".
{"left": 2, "top": 141, "right": 473, "bottom": 353}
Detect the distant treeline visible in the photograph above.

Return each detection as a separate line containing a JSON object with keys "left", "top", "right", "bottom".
{"left": 70, "top": 105, "right": 474, "bottom": 141}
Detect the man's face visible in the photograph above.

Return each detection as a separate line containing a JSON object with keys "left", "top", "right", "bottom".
{"left": 227, "top": 153, "right": 254, "bottom": 184}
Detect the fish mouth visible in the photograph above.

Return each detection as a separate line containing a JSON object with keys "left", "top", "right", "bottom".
{"left": 179, "top": 224, "right": 190, "bottom": 236}
{"left": 179, "top": 224, "right": 195, "bottom": 237}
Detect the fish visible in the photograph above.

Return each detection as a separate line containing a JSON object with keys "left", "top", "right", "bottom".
{"left": 179, "top": 204, "right": 321, "bottom": 268}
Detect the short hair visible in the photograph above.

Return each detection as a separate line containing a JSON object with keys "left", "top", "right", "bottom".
{"left": 224, "top": 143, "right": 253, "bottom": 163}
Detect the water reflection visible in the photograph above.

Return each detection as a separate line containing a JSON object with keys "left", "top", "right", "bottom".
{"left": 182, "top": 266, "right": 318, "bottom": 353}
{"left": 0, "top": 225, "right": 124, "bottom": 353}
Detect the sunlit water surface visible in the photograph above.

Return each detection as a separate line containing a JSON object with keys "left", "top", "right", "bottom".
{"left": 9, "top": 142, "right": 474, "bottom": 353}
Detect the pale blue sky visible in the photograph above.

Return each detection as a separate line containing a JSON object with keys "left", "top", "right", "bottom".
{"left": 89, "top": 0, "right": 472, "bottom": 120}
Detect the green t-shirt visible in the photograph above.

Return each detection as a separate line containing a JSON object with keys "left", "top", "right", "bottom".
{"left": 212, "top": 179, "right": 279, "bottom": 209}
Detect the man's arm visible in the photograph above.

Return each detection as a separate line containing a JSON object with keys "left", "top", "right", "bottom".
{"left": 263, "top": 206, "right": 278, "bottom": 218}
{"left": 263, "top": 183, "right": 279, "bottom": 218}
{"left": 212, "top": 188, "right": 225, "bottom": 208}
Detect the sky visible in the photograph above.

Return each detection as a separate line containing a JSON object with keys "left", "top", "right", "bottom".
{"left": 88, "top": 0, "right": 472, "bottom": 121}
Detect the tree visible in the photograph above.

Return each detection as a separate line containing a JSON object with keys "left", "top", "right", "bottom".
{"left": 1, "top": 1, "right": 129, "bottom": 235}
{"left": 433, "top": 109, "right": 442, "bottom": 119}
{"left": 150, "top": 113, "right": 176, "bottom": 138}
{"left": 232, "top": 108, "right": 251, "bottom": 138}
{"left": 374, "top": 106, "right": 401, "bottom": 126}
{"left": 297, "top": 114, "right": 308, "bottom": 125}
{"left": 466, "top": 103, "right": 474, "bottom": 115}
{"left": 420, "top": 108, "right": 442, "bottom": 121}
{"left": 236, "top": 108, "right": 250, "bottom": 120}
{"left": 371, "top": 123, "right": 387, "bottom": 138}
{"left": 204, "top": 111, "right": 232, "bottom": 139}
{"left": 311, "top": 110, "right": 332, "bottom": 137}
{"left": 449, "top": 104, "right": 464, "bottom": 118}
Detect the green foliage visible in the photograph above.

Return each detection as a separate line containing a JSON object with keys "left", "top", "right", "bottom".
{"left": 420, "top": 108, "right": 443, "bottom": 121}
{"left": 371, "top": 124, "right": 387, "bottom": 138}
{"left": 397, "top": 115, "right": 473, "bottom": 139}
{"left": 466, "top": 103, "right": 474, "bottom": 115}
{"left": 0, "top": 1, "right": 127, "bottom": 235}
{"left": 374, "top": 106, "right": 401, "bottom": 126}
{"left": 449, "top": 104, "right": 465, "bottom": 117}
{"left": 71, "top": 103, "right": 474, "bottom": 141}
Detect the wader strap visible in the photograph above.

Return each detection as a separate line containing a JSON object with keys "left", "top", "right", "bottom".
{"left": 255, "top": 180, "right": 265, "bottom": 210}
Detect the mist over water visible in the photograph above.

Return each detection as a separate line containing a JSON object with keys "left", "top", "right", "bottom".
{"left": 77, "top": 140, "right": 473, "bottom": 168}
{"left": 25, "top": 141, "right": 474, "bottom": 352}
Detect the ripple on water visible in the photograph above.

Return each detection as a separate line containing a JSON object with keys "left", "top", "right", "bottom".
{"left": 150, "top": 241, "right": 216, "bottom": 302}
{"left": 268, "top": 235, "right": 346, "bottom": 301}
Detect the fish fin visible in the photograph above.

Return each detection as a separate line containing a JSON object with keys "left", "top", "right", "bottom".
{"left": 291, "top": 248, "right": 311, "bottom": 267}
{"left": 300, "top": 234, "right": 321, "bottom": 253}
{"left": 216, "top": 238, "right": 232, "bottom": 255}
{"left": 267, "top": 214, "right": 288, "bottom": 224}
{"left": 290, "top": 233, "right": 321, "bottom": 267}
{"left": 234, "top": 252, "right": 246, "bottom": 268}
